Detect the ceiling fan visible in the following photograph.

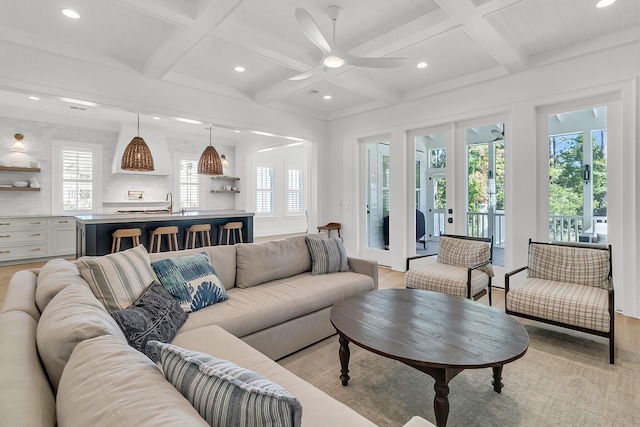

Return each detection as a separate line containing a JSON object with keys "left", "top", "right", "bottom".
{"left": 290, "top": 6, "right": 409, "bottom": 81}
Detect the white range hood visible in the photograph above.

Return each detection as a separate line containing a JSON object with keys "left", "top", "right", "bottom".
{"left": 111, "top": 124, "right": 171, "bottom": 175}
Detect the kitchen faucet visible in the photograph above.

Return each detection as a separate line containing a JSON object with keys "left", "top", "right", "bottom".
{"left": 166, "top": 192, "right": 173, "bottom": 214}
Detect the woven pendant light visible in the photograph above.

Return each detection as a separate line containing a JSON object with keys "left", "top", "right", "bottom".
{"left": 121, "top": 114, "right": 154, "bottom": 171}
{"left": 198, "top": 126, "right": 223, "bottom": 175}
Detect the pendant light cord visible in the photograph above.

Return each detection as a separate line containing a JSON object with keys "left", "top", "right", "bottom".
{"left": 137, "top": 114, "right": 140, "bottom": 137}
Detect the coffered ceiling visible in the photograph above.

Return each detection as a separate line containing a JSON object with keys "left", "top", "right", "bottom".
{"left": 0, "top": 0, "right": 638, "bottom": 123}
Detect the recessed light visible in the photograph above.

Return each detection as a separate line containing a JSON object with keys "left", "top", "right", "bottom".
{"left": 152, "top": 116, "right": 160, "bottom": 120}
{"left": 62, "top": 9, "right": 80, "bottom": 19}
{"left": 60, "top": 97, "right": 96, "bottom": 107}
{"left": 234, "top": 66, "right": 245, "bottom": 72}
{"left": 29, "top": 96, "right": 40, "bottom": 101}
{"left": 596, "top": 0, "right": 616, "bottom": 7}
{"left": 175, "top": 117, "right": 203, "bottom": 125}
{"left": 234, "top": 130, "right": 241, "bottom": 133}
{"left": 323, "top": 95, "right": 332, "bottom": 100}
{"left": 417, "top": 62, "right": 428, "bottom": 69}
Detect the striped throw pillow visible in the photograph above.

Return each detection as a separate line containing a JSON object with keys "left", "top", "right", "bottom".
{"left": 149, "top": 341, "right": 303, "bottom": 427}
{"left": 305, "top": 236, "right": 349, "bottom": 275}
{"left": 77, "top": 245, "right": 156, "bottom": 312}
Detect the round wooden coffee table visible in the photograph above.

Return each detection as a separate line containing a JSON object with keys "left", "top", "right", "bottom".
{"left": 330, "top": 289, "right": 529, "bottom": 427}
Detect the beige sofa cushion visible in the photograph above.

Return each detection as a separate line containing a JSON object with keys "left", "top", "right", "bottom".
{"left": 77, "top": 244, "right": 156, "bottom": 312}
{"left": 172, "top": 325, "right": 377, "bottom": 427}
{"left": 149, "top": 245, "right": 237, "bottom": 290}
{"left": 180, "top": 271, "right": 374, "bottom": 337}
{"left": 37, "top": 284, "right": 127, "bottom": 390}
{"left": 0, "top": 311, "right": 55, "bottom": 427}
{"left": 236, "top": 234, "right": 320, "bottom": 288}
{"left": 35, "top": 258, "right": 89, "bottom": 313}
{"left": 57, "top": 335, "right": 208, "bottom": 427}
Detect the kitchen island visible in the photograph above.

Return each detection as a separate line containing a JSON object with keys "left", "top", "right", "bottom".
{"left": 75, "top": 210, "right": 254, "bottom": 257}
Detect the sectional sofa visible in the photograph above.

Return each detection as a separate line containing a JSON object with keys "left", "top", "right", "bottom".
{"left": 0, "top": 233, "right": 435, "bottom": 427}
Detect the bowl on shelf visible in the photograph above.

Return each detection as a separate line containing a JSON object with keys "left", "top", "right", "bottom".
{"left": 12, "top": 181, "right": 29, "bottom": 188}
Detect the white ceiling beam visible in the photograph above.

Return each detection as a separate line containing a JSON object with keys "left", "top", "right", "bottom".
{"left": 143, "top": 0, "right": 245, "bottom": 79}
{"left": 432, "top": 0, "right": 527, "bottom": 73}
{"left": 253, "top": 74, "right": 328, "bottom": 105}
{"left": 113, "top": 0, "right": 197, "bottom": 27}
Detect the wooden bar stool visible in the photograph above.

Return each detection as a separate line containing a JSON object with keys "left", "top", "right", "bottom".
{"left": 111, "top": 228, "right": 142, "bottom": 253}
{"left": 218, "top": 222, "right": 243, "bottom": 245}
{"left": 317, "top": 222, "right": 341, "bottom": 238}
{"left": 149, "top": 226, "right": 179, "bottom": 252}
{"left": 184, "top": 224, "right": 212, "bottom": 249}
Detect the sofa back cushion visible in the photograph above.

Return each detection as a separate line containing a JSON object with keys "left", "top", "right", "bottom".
{"left": 57, "top": 335, "right": 208, "bottom": 427}
{"left": 35, "top": 258, "right": 89, "bottom": 313}
{"left": 235, "top": 234, "right": 319, "bottom": 288}
{"left": 36, "top": 285, "right": 127, "bottom": 390}
{"left": 528, "top": 242, "right": 610, "bottom": 288}
{"left": 437, "top": 236, "right": 494, "bottom": 277}
{"left": 149, "top": 245, "right": 237, "bottom": 290}
{"left": 77, "top": 245, "right": 156, "bottom": 312}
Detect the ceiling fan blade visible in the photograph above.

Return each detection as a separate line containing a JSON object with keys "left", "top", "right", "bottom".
{"left": 295, "top": 8, "right": 331, "bottom": 55}
{"left": 289, "top": 64, "right": 324, "bottom": 81}
{"left": 345, "top": 55, "right": 409, "bottom": 69}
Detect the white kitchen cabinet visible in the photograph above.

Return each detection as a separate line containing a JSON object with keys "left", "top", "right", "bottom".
{"left": 50, "top": 217, "right": 76, "bottom": 256}
{"left": 0, "top": 218, "right": 48, "bottom": 262}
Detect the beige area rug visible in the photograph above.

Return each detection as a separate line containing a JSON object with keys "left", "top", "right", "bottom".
{"left": 279, "top": 325, "right": 640, "bottom": 427}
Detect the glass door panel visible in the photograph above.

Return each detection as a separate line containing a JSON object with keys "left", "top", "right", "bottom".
{"left": 366, "top": 142, "right": 389, "bottom": 250}
{"left": 548, "top": 107, "right": 607, "bottom": 242}
{"left": 465, "top": 124, "right": 505, "bottom": 266}
{"left": 414, "top": 132, "right": 446, "bottom": 253}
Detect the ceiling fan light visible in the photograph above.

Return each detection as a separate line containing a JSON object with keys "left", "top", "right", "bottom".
{"left": 324, "top": 55, "right": 344, "bottom": 68}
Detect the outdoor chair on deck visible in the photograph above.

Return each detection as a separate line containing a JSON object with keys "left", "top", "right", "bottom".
{"left": 505, "top": 240, "right": 614, "bottom": 364}
{"left": 405, "top": 234, "right": 494, "bottom": 305}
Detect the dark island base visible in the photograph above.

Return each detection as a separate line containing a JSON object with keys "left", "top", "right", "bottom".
{"left": 76, "top": 216, "right": 253, "bottom": 257}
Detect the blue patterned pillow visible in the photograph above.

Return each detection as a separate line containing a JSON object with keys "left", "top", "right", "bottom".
{"left": 151, "top": 253, "right": 228, "bottom": 312}
{"left": 148, "top": 341, "right": 302, "bottom": 427}
{"left": 110, "top": 282, "right": 187, "bottom": 362}
{"left": 305, "top": 236, "right": 350, "bottom": 275}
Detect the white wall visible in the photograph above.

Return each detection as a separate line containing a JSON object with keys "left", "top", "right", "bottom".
{"left": 326, "top": 40, "right": 640, "bottom": 318}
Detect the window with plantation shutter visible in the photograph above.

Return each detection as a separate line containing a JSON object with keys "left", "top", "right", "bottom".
{"left": 62, "top": 148, "right": 94, "bottom": 211}
{"left": 256, "top": 165, "right": 274, "bottom": 214}
{"left": 179, "top": 158, "right": 199, "bottom": 209}
{"left": 287, "top": 168, "right": 303, "bottom": 214}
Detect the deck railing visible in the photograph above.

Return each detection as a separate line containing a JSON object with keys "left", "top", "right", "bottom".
{"left": 467, "top": 211, "right": 505, "bottom": 248}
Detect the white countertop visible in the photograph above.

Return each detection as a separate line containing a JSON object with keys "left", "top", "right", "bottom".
{"left": 74, "top": 210, "right": 254, "bottom": 224}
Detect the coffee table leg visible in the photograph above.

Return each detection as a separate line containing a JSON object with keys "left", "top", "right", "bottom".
{"left": 433, "top": 378, "right": 450, "bottom": 427}
{"left": 492, "top": 366, "right": 504, "bottom": 393}
{"left": 338, "top": 334, "right": 351, "bottom": 386}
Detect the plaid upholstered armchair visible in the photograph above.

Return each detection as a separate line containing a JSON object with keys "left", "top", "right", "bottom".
{"left": 405, "top": 234, "right": 494, "bottom": 305}
{"left": 505, "top": 240, "right": 614, "bottom": 364}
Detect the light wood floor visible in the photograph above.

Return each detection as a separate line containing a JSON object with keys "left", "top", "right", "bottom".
{"left": 1, "top": 262, "right": 639, "bottom": 354}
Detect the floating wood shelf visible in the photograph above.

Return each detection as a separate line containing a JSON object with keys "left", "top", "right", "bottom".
{"left": 210, "top": 176, "right": 240, "bottom": 181}
{"left": 0, "top": 187, "right": 40, "bottom": 192}
{"left": 0, "top": 166, "right": 41, "bottom": 173}
{"left": 211, "top": 190, "right": 240, "bottom": 193}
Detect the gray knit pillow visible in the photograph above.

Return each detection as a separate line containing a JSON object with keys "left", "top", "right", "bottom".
{"left": 149, "top": 341, "right": 302, "bottom": 427}
{"left": 305, "top": 236, "right": 349, "bottom": 275}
